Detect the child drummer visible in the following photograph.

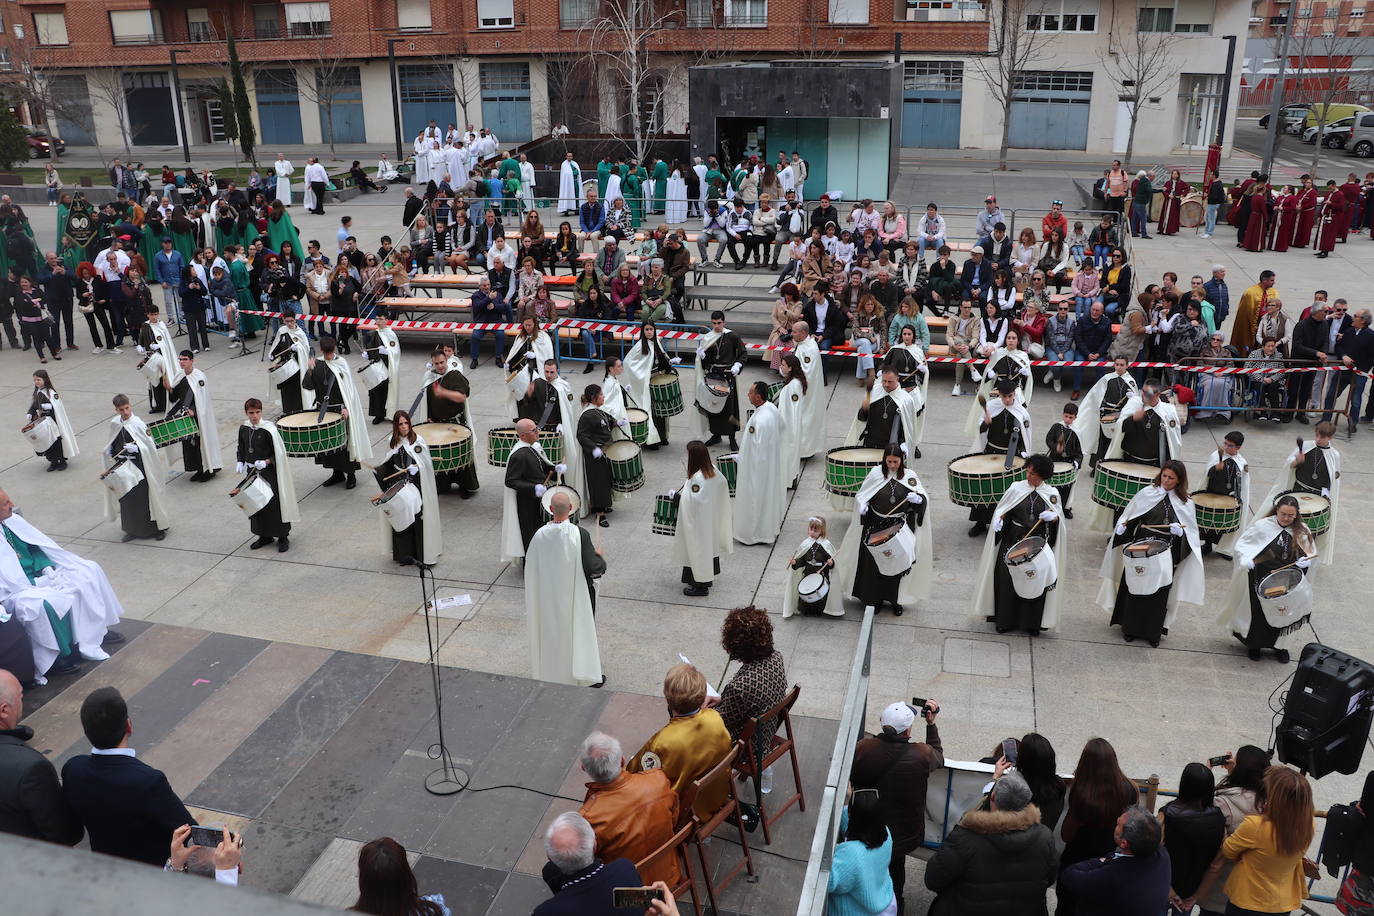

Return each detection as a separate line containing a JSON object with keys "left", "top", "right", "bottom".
{"left": 783, "top": 516, "right": 842, "bottom": 618}
{"left": 1197, "top": 430, "right": 1248, "bottom": 558}
{"left": 1045, "top": 402, "right": 1084, "bottom": 518}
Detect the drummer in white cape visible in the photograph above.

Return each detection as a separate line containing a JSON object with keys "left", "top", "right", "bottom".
{"left": 504, "top": 318, "right": 556, "bottom": 419}
{"left": 525, "top": 490, "right": 606, "bottom": 689}
{"left": 1098, "top": 459, "right": 1204, "bottom": 648}
{"left": 516, "top": 360, "right": 585, "bottom": 508}
{"left": 1087, "top": 379, "right": 1183, "bottom": 532}
{"left": 782, "top": 516, "right": 844, "bottom": 618}
{"left": 963, "top": 329, "right": 1033, "bottom": 436}
{"left": 971, "top": 454, "right": 1070, "bottom": 636}
{"left": 24, "top": 370, "right": 78, "bottom": 472}
{"left": 1222, "top": 494, "right": 1318, "bottom": 664}
{"left": 165, "top": 351, "right": 223, "bottom": 483}
{"left": 268, "top": 313, "right": 314, "bottom": 415}
{"left": 231, "top": 398, "right": 298, "bottom": 553}
{"left": 301, "top": 334, "right": 375, "bottom": 489}
{"left": 600, "top": 356, "right": 631, "bottom": 425}
{"left": 967, "top": 378, "right": 1032, "bottom": 537}
{"left": 558, "top": 152, "right": 583, "bottom": 216}
{"left": 136, "top": 303, "right": 182, "bottom": 415}
{"left": 693, "top": 311, "right": 747, "bottom": 451}
{"left": 359, "top": 312, "right": 401, "bottom": 425}
{"left": 880, "top": 324, "right": 929, "bottom": 456}
{"left": 1044, "top": 402, "right": 1084, "bottom": 518}
{"left": 733, "top": 382, "right": 787, "bottom": 546}
{"left": 791, "top": 321, "right": 828, "bottom": 461}
{"left": 0, "top": 488, "right": 124, "bottom": 684}
{"left": 776, "top": 354, "right": 808, "bottom": 489}
{"left": 372, "top": 411, "right": 441, "bottom": 567}
{"left": 670, "top": 441, "right": 733, "bottom": 598}
{"left": 102, "top": 393, "right": 171, "bottom": 542}
{"left": 502, "top": 418, "right": 566, "bottom": 563}
{"left": 836, "top": 444, "right": 930, "bottom": 616}
{"left": 622, "top": 321, "right": 680, "bottom": 450}
{"left": 577, "top": 384, "right": 616, "bottom": 528}
{"left": 1071, "top": 357, "right": 1137, "bottom": 471}
{"left": 420, "top": 348, "right": 479, "bottom": 498}
{"left": 1196, "top": 430, "right": 1249, "bottom": 558}
{"left": 831, "top": 368, "right": 921, "bottom": 512}
{"left": 1262, "top": 420, "right": 1340, "bottom": 567}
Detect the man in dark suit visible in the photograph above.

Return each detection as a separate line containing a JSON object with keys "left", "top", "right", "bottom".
{"left": 534, "top": 811, "right": 644, "bottom": 916}
{"left": 60, "top": 686, "right": 194, "bottom": 867}
{"left": 1288, "top": 301, "right": 1329, "bottom": 424}
{"left": 1057, "top": 806, "right": 1170, "bottom": 916}
{"left": 0, "top": 669, "right": 83, "bottom": 845}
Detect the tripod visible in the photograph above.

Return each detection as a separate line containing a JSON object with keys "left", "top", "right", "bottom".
{"left": 412, "top": 558, "right": 469, "bottom": 796}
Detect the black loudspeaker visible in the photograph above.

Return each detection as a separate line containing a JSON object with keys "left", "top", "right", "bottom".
{"left": 1276, "top": 643, "right": 1374, "bottom": 779}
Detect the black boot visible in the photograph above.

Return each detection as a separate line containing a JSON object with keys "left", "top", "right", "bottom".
{"left": 322, "top": 471, "right": 345, "bottom": 487}
{"left": 345, "top": 472, "right": 357, "bottom": 490}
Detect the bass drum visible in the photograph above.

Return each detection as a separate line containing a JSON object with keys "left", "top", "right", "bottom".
{"left": 1178, "top": 192, "right": 1205, "bottom": 228}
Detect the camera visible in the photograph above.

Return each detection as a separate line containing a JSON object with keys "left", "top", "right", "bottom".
{"left": 613, "top": 887, "right": 665, "bottom": 908}
{"left": 910, "top": 697, "right": 933, "bottom": 716}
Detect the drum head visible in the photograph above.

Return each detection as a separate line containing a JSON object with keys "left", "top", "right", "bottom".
{"left": 950, "top": 453, "right": 1026, "bottom": 474}
{"left": 1192, "top": 492, "right": 1239, "bottom": 510}
{"left": 606, "top": 440, "right": 640, "bottom": 460}
{"left": 798, "top": 573, "right": 828, "bottom": 600}
{"left": 542, "top": 484, "right": 581, "bottom": 515}
{"left": 651, "top": 373, "right": 677, "bottom": 386}
{"left": 1052, "top": 461, "right": 1074, "bottom": 476}
{"left": 1100, "top": 460, "right": 1159, "bottom": 481}
{"left": 279, "top": 411, "right": 341, "bottom": 427}
{"left": 1290, "top": 492, "right": 1330, "bottom": 514}
{"left": 1125, "top": 537, "right": 1170, "bottom": 557}
{"left": 828, "top": 447, "right": 885, "bottom": 464}
{"left": 1006, "top": 536, "right": 1047, "bottom": 565}
{"left": 706, "top": 379, "right": 731, "bottom": 395}
{"left": 866, "top": 522, "right": 905, "bottom": 546}
{"left": 415, "top": 423, "right": 465, "bottom": 444}
{"left": 626, "top": 408, "right": 649, "bottom": 423}
{"left": 1257, "top": 567, "right": 1305, "bottom": 596}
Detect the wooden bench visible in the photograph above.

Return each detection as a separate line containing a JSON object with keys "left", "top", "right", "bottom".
{"left": 545, "top": 230, "right": 700, "bottom": 243}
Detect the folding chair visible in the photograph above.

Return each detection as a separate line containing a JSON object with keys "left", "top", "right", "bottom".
{"left": 680, "top": 741, "right": 756, "bottom": 915}
{"left": 633, "top": 822, "right": 698, "bottom": 915}
{"left": 735, "top": 684, "right": 806, "bottom": 846}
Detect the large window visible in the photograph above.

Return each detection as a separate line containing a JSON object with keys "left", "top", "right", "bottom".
{"left": 253, "top": 3, "right": 281, "bottom": 38}
{"left": 34, "top": 11, "right": 70, "bottom": 46}
{"left": 284, "top": 2, "right": 331, "bottom": 37}
{"left": 396, "top": 0, "right": 433, "bottom": 30}
{"left": 187, "top": 8, "right": 216, "bottom": 42}
{"left": 1139, "top": 0, "right": 1212, "bottom": 32}
{"left": 477, "top": 0, "right": 515, "bottom": 27}
{"left": 1027, "top": 0, "right": 1097, "bottom": 31}
{"left": 560, "top": 0, "right": 597, "bottom": 28}
{"left": 0, "top": 50, "right": 11, "bottom": 73}
{"left": 831, "top": 0, "right": 869, "bottom": 24}
{"left": 109, "top": 9, "right": 165, "bottom": 45}
{"left": 903, "top": 60, "right": 964, "bottom": 92}
{"left": 724, "top": 0, "right": 768, "bottom": 25}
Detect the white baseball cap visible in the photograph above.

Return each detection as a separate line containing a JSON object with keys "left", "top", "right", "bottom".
{"left": 880, "top": 702, "right": 916, "bottom": 733}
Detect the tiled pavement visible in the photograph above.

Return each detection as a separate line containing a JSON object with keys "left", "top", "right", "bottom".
{"left": 26, "top": 619, "right": 835, "bottom": 916}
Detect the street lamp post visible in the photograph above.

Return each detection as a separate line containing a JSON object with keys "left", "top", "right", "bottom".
{"left": 387, "top": 38, "right": 404, "bottom": 162}
{"left": 168, "top": 49, "right": 191, "bottom": 165}
{"left": 1261, "top": 14, "right": 1293, "bottom": 177}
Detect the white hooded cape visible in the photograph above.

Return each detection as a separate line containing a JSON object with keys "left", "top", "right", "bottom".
{"left": 183, "top": 368, "right": 223, "bottom": 472}
{"left": 321, "top": 356, "right": 375, "bottom": 463}
{"left": 1087, "top": 396, "right": 1183, "bottom": 533}
{"left": 500, "top": 439, "right": 549, "bottom": 562}
{"left": 1096, "top": 485, "right": 1205, "bottom": 627}
{"left": 33, "top": 389, "right": 80, "bottom": 459}
{"left": 622, "top": 334, "right": 671, "bottom": 447}
{"left": 550, "top": 377, "right": 587, "bottom": 519}
{"left": 733, "top": 401, "right": 787, "bottom": 545}
{"left": 690, "top": 327, "right": 747, "bottom": 442}
{"left": 0, "top": 512, "right": 124, "bottom": 681}
{"left": 520, "top": 161, "right": 536, "bottom": 209}
{"left": 964, "top": 347, "right": 1034, "bottom": 434}
{"left": 887, "top": 342, "right": 929, "bottom": 446}
{"left": 795, "top": 336, "right": 827, "bottom": 459}
{"left": 379, "top": 436, "right": 441, "bottom": 566}
{"left": 376, "top": 326, "right": 402, "bottom": 418}
{"left": 776, "top": 377, "right": 806, "bottom": 488}
{"left": 505, "top": 333, "right": 556, "bottom": 419}
{"left": 602, "top": 375, "right": 630, "bottom": 425}
{"left": 273, "top": 159, "right": 294, "bottom": 206}
{"left": 833, "top": 383, "right": 921, "bottom": 512}
{"left": 970, "top": 480, "right": 1071, "bottom": 631}
{"left": 269, "top": 325, "right": 315, "bottom": 411}
{"left": 1219, "top": 516, "right": 1317, "bottom": 638}
{"left": 781, "top": 536, "right": 843, "bottom": 618}
{"left": 1262, "top": 442, "right": 1341, "bottom": 566}
{"left": 973, "top": 398, "right": 1032, "bottom": 455}
{"left": 248, "top": 420, "right": 300, "bottom": 524}
{"left": 558, "top": 159, "right": 583, "bottom": 212}
{"left": 145, "top": 320, "right": 184, "bottom": 389}
{"left": 103, "top": 415, "right": 172, "bottom": 531}
{"left": 1071, "top": 370, "right": 1138, "bottom": 457}
{"left": 835, "top": 466, "right": 932, "bottom": 607}
{"left": 671, "top": 470, "right": 733, "bottom": 582}
{"left": 526, "top": 519, "right": 603, "bottom": 687}
{"left": 1203, "top": 449, "right": 1250, "bottom": 556}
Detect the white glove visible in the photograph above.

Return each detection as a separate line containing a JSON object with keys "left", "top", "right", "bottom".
{"left": 1169, "top": 522, "right": 1183, "bottom": 537}
{"left": 592, "top": 447, "right": 603, "bottom": 458}
{"left": 857, "top": 499, "right": 869, "bottom": 516}
{"left": 407, "top": 465, "right": 418, "bottom": 476}
{"left": 1296, "top": 555, "right": 1313, "bottom": 569}
{"left": 555, "top": 463, "right": 567, "bottom": 476}
{"left": 668, "top": 489, "right": 678, "bottom": 499}
{"left": 124, "top": 443, "right": 139, "bottom": 454}
{"left": 1244, "top": 557, "right": 1255, "bottom": 570}
{"left": 730, "top": 362, "right": 742, "bottom": 376}
{"left": 617, "top": 418, "right": 628, "bottom": 428}
{"left": 1039, "top": 509, "right": 1057, "bottom": 522}
{"left": 1114, "top": 523, "right": 1127, "bottom": 536}
{"left": 696, "top": 347, "right": 706, "bottom": 360}
{"left": 993, "top": 517, "right": 1004, "bottom": 533}
{"left": 1020, "top": 364, "right": 1031, "bottom": 377}
{"left": 236, "top": 461, "right": 246, "bottom": 473}
{"left": 899, "top": 442, "right": 908, "bottom": 456}
{"left": 254, "top": 460, "right": 268, "bottom": 470}
{"left": 556, "top": 424, "right": 563, "bottom": 434}
{"left": 1321, "top": 487, "right": 1330, "bottom": 498}
{"left": 534, "top": 484, "right": 547, "bottom": 497}
{"left": 149, "top": 344, "right": 160, "bottom": 353}
{"left": 905, "top": 491, "right": 921, "bottom": 504}
{"left": 136, "top": 345, "right": 146, "bottom": 355}
{"left": 670, "top": 356, "right": 682, "bottom": 365}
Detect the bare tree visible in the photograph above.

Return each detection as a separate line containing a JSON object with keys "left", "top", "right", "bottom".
{"left": 969, "top": 0, "right": 1056, "bottom": 170}
{"left": 86, "top": 68, "right": 133, "bottom": 159}
{"left": 454, "top": 62, "right": 480, "bottom": 131}
{"left": 1099, "top": 3, "right": 1176, "bottom": 169}
{"left": 576, "top": 0, "right": 679, "bottom": 162}
{"left": 289, "top": 56, "right": 357, "bottom": 160}
{"left": 1285, "top": 25, "right": 1372, "bottom": 176}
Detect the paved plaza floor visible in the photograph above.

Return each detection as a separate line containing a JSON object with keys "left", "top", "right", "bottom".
{"left": 17, "top": 189, "right": 1374, "bottom": 911}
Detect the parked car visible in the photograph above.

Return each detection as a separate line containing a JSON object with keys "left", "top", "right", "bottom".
{"left": 22, "top": 126, "right": 66, "bottom": 159}
{"left": 1259, "top": 105, "right": 1309, "bottom": 134}
{"left": 1303, "top": 117, "right": 1355, "bottom": 148}
{"left": 1348, "top": 112, "right": 1374, "bottom": 158}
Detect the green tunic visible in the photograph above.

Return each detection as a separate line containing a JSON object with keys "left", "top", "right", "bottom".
{"left": 56, "top": 205, "right": 82, "bottom": 270}
{"left": 170, "top": 228, "right": 198, "bottom": 267}
{"left": 705, "top": 168, "right": 725, "bottom": 200}
{"left": 597, "top": 160, "right": 611, "bottom": 200}
{"left": 266, "top": 210, "right": 303, "bottom": 260}
{"left": 651, "top": 160, "right": 669, "bottom": 212}
{"left": 230, "top": 259, "right": 264, "bottom": 332}
{"left": 3, "top": 527, "right": 74, "bottom": 660}
{"left": 622, "top": 173, "right": 643, "bottom": 228}
{"left": 137, "top": 229, "right": 163, "bottom": 273}
{"left": 498, "top": 157, "right": 520, "bottom": 181}
{"left": 730, "top": 168, "right": 746, "bottom": 192}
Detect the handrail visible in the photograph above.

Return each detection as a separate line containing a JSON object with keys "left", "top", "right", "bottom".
{"left": 796, "top": 605, "right": 875, "bottom": 916}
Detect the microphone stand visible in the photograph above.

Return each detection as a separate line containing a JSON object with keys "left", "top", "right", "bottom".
{"left": 413, "top": 558, "right": 469, "bottom": 796}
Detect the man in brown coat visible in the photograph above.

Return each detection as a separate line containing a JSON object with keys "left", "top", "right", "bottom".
{"left": 578, "top": 731, "right": 681, "bottom": 886}
{"left": 849, "top": 699, "right": 943, "bottom": 914}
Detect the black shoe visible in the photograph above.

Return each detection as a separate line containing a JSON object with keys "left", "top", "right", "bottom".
{"left": 190, "top": 471, "right": 207, "bottom": 482}
{"left": 398, "top": 557, "right": 415, "bottom": 566}
{"left": 46, "top": 463, "right": 58, "bottom": 472}
{"left": 598, "top": 516, "right": 609, "bottom": 528}
{"left": 968, "top": 522, "right": 987, "bottom": 537}
{"left": 102, "top": 630, "right": 126, "bottom": 645}
{"left": 372, "top": 416, "right": 388, "bottom": 425}
{"left": 278, "top": 538, "right": 290, "bottom": 553}
{"left": 250, "top": 535, "right": 274, "bottom": 550}
{"left": 48, "top": 656, "right": 82, "bottom": 676}
{"left": 737, "top": 803, "right": 761, "bottom": 833}
{"left": 683, "top": 584, "right": 709, "bottom": 597}
{"left": 590, "top": 676, "right": 607, "bottom": 688}
{"left": 1064, "top": 507, "right": 1074, "bottom": 519}
{"left": 728, "top": 438, "right": 738, "bottom": 451}
{"left": 1248, "top": 648, "right": 1263, "bottom": 661}
{"left": 121, "top": 532, "right": 137, "bottom": 543}
{"left": 1124, "top": 634, "right": 1136, "bottom": 643}
{"left": 1202, "top": 541, "right": 1212, "bottom": 555}
{"left": 155, "top": 530, "right": 166, "bottom": 541}
{"left": 582, "top": 362, "right": 595, "bottom": 373}
{"left": 910, "top": 446, "right": 921, "bottom": 460}
{"left": 470, "top": 358, "right": 479, "bottom": 369}
{"left": 458, "top": 488, "right": 473, "bottom": 500}
{"left": 892, "top": 604, "right": 904, "bottom": 617}
{"left": 705, "top": 435, "right": 722, "bottom": 447}
{"left": 1275, "top": 648, "right": 1291, "bottom": 663}
{"left": 322, "top": 471, "right": 345, "bottom": 487}
{"left": 345, "top": 474, "right": 357, "bottom": 490}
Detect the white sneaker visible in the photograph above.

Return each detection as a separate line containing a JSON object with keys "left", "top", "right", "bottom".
{"left": 110, "top": 347, "right": 123, "bottom": 355}
{"left": 1042, "top": 369, "right": 1053, "bottom": 384}
{"left": 1200, "top": 233, "right": 1211, "bottom": 239}
{"left": 951, "top": 384, "right": 962, "bottom": 397}
{"left": 970, "top": 368, "right": 983, "bottom": 382}
{"left": 1054, "top": 378, "right": 1062, "bottom": 392}
{"left": 92, "top": 347, "right": 104, "bottom": 354}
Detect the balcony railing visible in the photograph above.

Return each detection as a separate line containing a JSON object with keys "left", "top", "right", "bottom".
{"left": 188, "top": 23, "right": 217, "bottom": 42}
{"left": 683, "top": 9, "right": 769, "bottom": 25}
{"left": 112, "top": 32, "right": 167, "bottom": 46}
{"left": 893, "top": 0, "right": 987, "bottom": 21}
{"left": 286, "top": 21, "right": 332, "bottom": 38}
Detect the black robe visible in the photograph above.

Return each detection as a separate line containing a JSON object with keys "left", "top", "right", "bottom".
{"left": 358, "top": 329, "right": 391, "bottom": 422}
{"left": 850, "top": 477, "right": 923, "bottom": 607}
{"left": 375, "top": 443, "right": 424, "bottom": 563}
{"left": 1045, "top": 422, "right": 1083, "bottom": 505}
{"left": 634, "top": 339, "right": 677, "bottom": 441}
{"left": 1119, "top": 408, "right": 1168, "bottom": 466}
{"left": 791, "top": 541, "right": 835, "bottom": 615}
{"left": 1292, "top": 446, "right": 1333, "bottom": 495}
{"left": 988, "top": 488, "right": 1059, "bottom": 634}
{"left": 856, "top": 395, "right": 904, "bottom": 451}
{"left": 1201, "top": 456, "right": 1245, "bottom": 545}
{"left": 1236, "top": 525, "right": 1307, "bottom": 651}
{"left": 300, "top": 359, "right": 360, "bottom": 474}
{"left": 138, "top": 324, "right": 168, "bottom": 412}
{"left": 269, "top": 334, "right": 307, "bottom": 416}
{"left": 577, "top": 407, "right": 615, "bottom": 512}
{"left": 516, "top": 378, "right": 560, "bottom": 429}
{"left": 425, "top": 370, "right": 479, "bottom": 493}
{"left": 1109, "top": 495, "right": 1191, "bottom": 642}
{"left": 110, "top": 427, "right": 160, "bottom": 539}
{"left": 237, "top": 425, "right": 290, "bottom": 539}
{"left": 698, "top": 331, "right": 746, "bottom": 437}
{"left": 506, "top": 444, "right": 553, "bottom": 553}
{"left": 970, "top": 409, "right": 1025, "bottom": 525}
{"left": 1091, "top": 375, "right": 1134, "bottom": 466}
{"left": 167, "top": 377, "right": 205, "bottom": 473}
{"left": 881, "top": 348, "right": 925, "bottom": 392}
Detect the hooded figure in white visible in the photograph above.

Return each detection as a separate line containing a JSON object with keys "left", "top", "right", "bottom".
{"left": 835, "top": 458, "right": 932, "bottom": 612}
{"left": 499, "top": 425, "right": 561, "bottom": 563}
{"left": 775, "top": 370, "right": 807, "bottom": 489}
{"left": 671, "top": 460, "right": 733, "bottom": 590}
{"left": 782, "top": 520, "right": 843, "bottom": 618}
{"left": 884, "top": 337, "right": 929, "bottom": 445}
{"left": 1220, "top": 499, "right": 1318, "bottom": 658}
{"left": 370, "top": 320, "right": 403, "bottom": 419}
{"left": 525, "top": 495, "right": 605, "bottom": 688}
{"left": 1087, "top": 388, "right": 1183, "bottom": 533}
{"left": 558, "top": 155, "right": 583, "bottom": 213}
{"left": 793, "top": 328, "right": 827, "bottom": 459}
{"left": 541, "top": 363, "right": 586, "bottom": 519}
{"left": 140, "top": 316, "right": 184, "bottom": 391}
{"left": 173, "top": 356, "right": 224, "bottom": 474}
{"left": 732, "top": 386, "right": 787, "bottom": 546}
{"left": 964, "top": 344, "right": 1033, "bottom": 435}
{"left": 273, "top": 155, "right": 294, "bottom": 206}
{"left": 1262, "top": 437, "right": 1340, "bottom": 567}
{"left": 622, "top": 325, "right": 678, "bottom": 449}
{"left": 834, "top": 373, "right": 921, "bottom": 511}
{"left": 103, "top": 409, "right": 172, "bottom": 535}
{"left": 27, "top": 381, "right": 79, "bottom": 460}
{"left": 601, "top": 363, "right": 631, "bottom": 425}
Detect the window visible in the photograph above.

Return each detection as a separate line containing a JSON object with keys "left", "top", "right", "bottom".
{"left": 0, "top": 50, "right": 10, "bottom": 72}
{"left": 1140, "top": 0, "right": 1212, "bottom": 32}
{"left": 284, "top": 1, "right": 331, "bottom": 37}
{"left": 34, "top": 11, "right": 71, "bottom": 45}
{"left": 684, "top": 0, "right": 713, "bottom": 26}
{"left": 903, "top": 60, "right": 964, "bottom": 92}
{"left": 0, "top": 11, "right": 5, "bottom": 33}
{"left": 396, "top": 0, "right": 432, "bottom": 29}
{"left": 1352, "top": 6, "right": 1366, "bottom": 14}
{"left": 724, "top": 0, "right": 767, "bottom": 25}
{"left": 477, "top": 0, "right": 515, "bottom": 27}
{"left": 1027, "top": 0, "right": 1097, "bottom": 31}
{"left": 1014, "top": 71, "right": 1093, "bottom": 93}
{"left": 560, "top": 0, "right": 597, "bottom": 28}
{"left": 254, "top": 3, "right": 281, "bottom": 38}
{"left": 187, "top": 7, "right": 216, "bottom": 41}
{"left": 109, "top": 9, "right": 165, "bottom": 45}
{"left": 830, "top": 0, "right": 869, "bottom": 23}
{"left": 479, "top": 61, "right": 530, "bottom": 91}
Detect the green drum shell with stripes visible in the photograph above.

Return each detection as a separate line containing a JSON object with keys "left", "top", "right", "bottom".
{"left": 1090, "top": 460, "right": 1158, "bottom": 511}
{"left": 147, "top": 413, "right": 199, "bottom": 448}
{"left": 946, "top": 452, "right": 1028, "bottom": 507}
{"left": 717, "top": 453, "right": 739, "bottom": 497}
{"left": 276, "top": 412, "right": 347, "bottom": 457}
{"left": 824, "top": 447, "right": 885, "bottom": 496}
{"left": 652, "top": 494, "right": 679, "bottom": 535}
{"left": 650, "top": 373, "right": 684, "bottom": 417}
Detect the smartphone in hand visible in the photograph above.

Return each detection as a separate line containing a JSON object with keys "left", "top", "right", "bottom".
{"left": 187, "top": 825, "right": 224, "bottom": 848}
{"left": 613, "top": 887, "right": 665, "bottom": 908}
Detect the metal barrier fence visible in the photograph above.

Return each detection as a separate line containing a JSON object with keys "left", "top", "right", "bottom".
{"left": 1180, "top": 355, "right": 1355, "bottom": 423}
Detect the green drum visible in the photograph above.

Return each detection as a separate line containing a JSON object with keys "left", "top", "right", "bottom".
{"left": 652, "top": 494, "right": 679, "bottom": 536}
{"left": 1191, "top": 491, "right": 1241, "bottom": 536}
{"left": 147, "top": 411, "right": 199, "bottom": 448}
{"left": 1049, "top": 460, "right": 1078, "bottom": 489}
{"left": 717, "top": 453, "right": 738, "bottom": 497}
{"left": 1091, "top": 460, "right": 1158, "bottom": 510}
{"left": 276, "top": 412, "right": 347, "bottom": 456}
{"left": 1287, "top": 490, "right": 1331, "bottom": 536}
{"left": 414, "top": 423, "right": 474, "bottom": 472}
{"left": 946, "top": 452, "right": 1027, "bottom": 507}
{"left": 487, "top": 426, "right": 562, "bottom": 467}
{"left": 626, "top": 408, "right": 651, "bottom": 446}
{"left": 824, "top": 446, "right": 885, "bottom": 496}
{"left": 650, "top": 372, "right": 684, "bottom": 417}
{"left": 767, "top": 380, "right": 785, "bottom": 404}
{"left": 607, "top": 439, "right": 644, "bottom": 494}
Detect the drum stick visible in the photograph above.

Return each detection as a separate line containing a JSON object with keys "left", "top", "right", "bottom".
{"left": 380, "top": 468, "right": 408, "bottom": 482}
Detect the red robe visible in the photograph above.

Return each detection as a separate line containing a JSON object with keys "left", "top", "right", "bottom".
{"left": 1338, "top": 182, "right": 1361, "bottom": 240}
{"left": 1269, "top": 193, "right": 1297, "bottom": 252}
{"left": 1316, "top": 190, "right": 1346, "bottom": 253}
{"left": 1242, "top": 188, "right": 1270, "bottom": 252}
{"left": 1290, "top": 187, "right": 1318, "bottom": 248}
{"left": 1227, "top": 183, "right": 1247, "bottom": 226}
{"left": 1157, "top": 180, "right": 1189, "bottom": 235}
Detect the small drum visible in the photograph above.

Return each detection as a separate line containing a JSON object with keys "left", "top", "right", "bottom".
{"left": 652, "top": 494, "right": 679, "bottom": 535}
{"left": 696, "top": 375, "right": 731, "bottom": 414}
{"left": 1179, "top": 192, "right": 1206, "bottom": 229}
{"left": 1255, "top": 567, "right": 1313, "bottom": 634}
{"left": 415, "top": 423, "right": 474, "bottom": 472}
{"left": 650, "top": 372, "right": 684, "bottom": 417}
{"left": 626, "top": 407, "right": 651, "bottom": 445}
{"left": 147, "top": 411, "right": 201, "bottom": 448}
{"left": 101, "top": 459, "right": 144, "bottom": 499}
{"left": 268, "top": 357, "right": 299, "bottom": 387}
{"left": 717, "top": 453, "right": 739, "bottom": 497}
{"left": 946, "top": 453, "right": 1028, "bottom": 507}
{"left": 864, "top": 522, "right": 917, "bottom": 577}
{"left": 606, "top": 439, "right": 644, "bottom": 494}
{"left": 139, "top": 357, "right": 165, "bottom": 385}
{"left": 1122, "top": 538, "right": 1173, "bottom": 595}
{"left": 486, "top": 427, "right": 563, "bottom": 467}
{"left": 1285, "top": 491, "right": 1331, "bottom": 537}
{"left": 824, "top": 446, "right": 885, "bottom": 497}
{"left": 359, "top": 360, "right": 390, "bottom": 390}
{"left": 798, "top": 573, "right": 830, "bottom": 610}
{"left": 1191, "top": 491, "right": 1242, "bottom": 536}
{"left": 1092, "top": 460, "right": 1159, "bottom": 510}
{"left": 1049, "top": 461, "right": 1078, "bottom": 489}
{"left": 277, "top": 411, "right": 347, "bottom": 456}
{"left": 1004, "top": 536, "right": 1058, "bottom": 600}
{"left": 540, "top": 484, "right": 582, "bottom": 522}
{"left": 1099, "top": 411, "right": 1121, "bottom": 440}
{"left": 229, "top": 474, "right": 274, "bottom": 517}
{"left": 23, "top": 417, "right": 59, "bottom": 454}
{"left": 373, "top": 480, "right": 423, "bottom": 532}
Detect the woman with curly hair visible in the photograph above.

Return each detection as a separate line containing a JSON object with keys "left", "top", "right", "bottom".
{"left": 713, "top": 604, "right": 788, "bottom": 823}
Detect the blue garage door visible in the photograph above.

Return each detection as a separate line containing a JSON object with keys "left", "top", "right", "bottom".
{"left": 318, "top": 66, "right": 365, "bottom": 144}
{"left": 255, "top": 69, "right": 304, "bottom": 145}
{"left": 480, "top": 62, "right": 532, "bottom": 142}
{"left": 1009, "top": 71, "right": 1092, "bottom": 150}
{"left": 398, "top": 64, "right": 456, "bottom": 138}
{"left": 901, "top": 61, "right": 962, "bottom": 149}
